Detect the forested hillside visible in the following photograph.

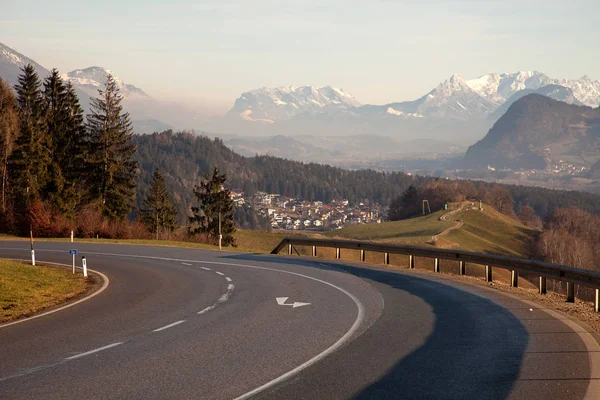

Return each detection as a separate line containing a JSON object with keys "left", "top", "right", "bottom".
{"left": 135, "top": 130, "right": 600, "bottom": 224}
{"left": 134, "top": 130, "right": 419, "bottom": 222}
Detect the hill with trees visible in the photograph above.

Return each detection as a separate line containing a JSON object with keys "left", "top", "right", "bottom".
{"left": 464, "top": 94, "right": 600, "bottom": 169}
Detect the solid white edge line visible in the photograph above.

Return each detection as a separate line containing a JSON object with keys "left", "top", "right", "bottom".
{"left": 0, "top": 247, "right": 366, "bottom": 397}
{"left": 0, "top": 260, "right": 110, "bottom": 329}
{"left": 152, "top": 320, "right": 186, "bottom": 332}
{"left": 65, "top": 342, "right": 123, "bottom": 360}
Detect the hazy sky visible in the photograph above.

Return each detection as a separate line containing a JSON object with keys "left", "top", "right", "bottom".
{"left": 2, "top": 0, "right": 599, "bottom": 115}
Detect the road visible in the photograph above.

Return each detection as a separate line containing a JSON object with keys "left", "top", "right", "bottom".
{"left": 0, "top": 241, "right": 598, "bottom": 399}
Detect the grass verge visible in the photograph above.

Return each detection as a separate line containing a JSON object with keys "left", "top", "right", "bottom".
{"left": 0, "top": 259, "right": 89, "bottom": 323}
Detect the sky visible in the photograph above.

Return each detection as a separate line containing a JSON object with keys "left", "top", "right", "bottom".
{"left": 2, "top": 0, "right": 599, "bottom": 115}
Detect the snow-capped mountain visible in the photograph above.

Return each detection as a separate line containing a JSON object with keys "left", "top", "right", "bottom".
{"left": 65, "top": 66, "right": 148, "bottom": 99}
{"left": 0, "top": 42, "right": 50, "bottom": 88}
{"left": 0, "top": 42, "right": 178, "bottom": 133}
{"left": 556, "top": 75, "right": 600, "bottom": 107}
{"left": 465, "top": 71, "right": 600, "bottom": 108}
{"left": 227, "top": 85, "right": 361, "bottom": 122}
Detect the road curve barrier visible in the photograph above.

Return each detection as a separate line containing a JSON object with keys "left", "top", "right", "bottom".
{"left": 271, "top": 237, "right": 600, "bottom": 312}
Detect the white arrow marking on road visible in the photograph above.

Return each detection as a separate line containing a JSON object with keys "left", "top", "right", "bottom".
{"left": 276, "top": 297, "right": 311, "bottom": 308}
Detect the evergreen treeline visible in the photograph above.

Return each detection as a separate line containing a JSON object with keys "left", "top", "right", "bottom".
{"left": 0, "top": 65, "right": 138, "bottom": 236}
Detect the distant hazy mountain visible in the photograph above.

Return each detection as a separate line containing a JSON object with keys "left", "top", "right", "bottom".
{"left": 223, "top": 133, "right": 463, "bottom": 166}
{"left": 463, "top": 94, "right": 600, "bottom": 169}
{"left": 226, "top": 86, "right": 361, "bottom": 123}
{"left": 0, "top": 42, "right": 49, "bottom": 86}
{"left": 65, "top": 66, "right": 149, "bottom": 99}
{"left": 132, "top": 119, "right": 173, "bottom": 135}
{"left": 0, "top": 41, "right": 176, "bottom": 131}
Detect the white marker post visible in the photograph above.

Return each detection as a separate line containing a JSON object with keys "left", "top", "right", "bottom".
{"left": 30, "top": 228, "right": 35, "bottom": 266}
{"left": 70, "top": 230, "right": 74, "bottom": 243}
{"left": 82, "top": 256, "right": 87, "bottom": 277}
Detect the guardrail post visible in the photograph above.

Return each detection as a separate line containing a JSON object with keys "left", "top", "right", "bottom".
{"left": 288, "top": 244, "right": 292, "bottom": 255}
{"left": 434, "top": 258, "right": 440, "bottom": 273}
{"left": 485, "top": 265, "right": 492, "bottom": 282}
{"left": 566, "top": 282, "right": 575, "bottom": 303}
{"left": 336, "top": 248, "right": 341, "bottom": 259}
{"left": 459, "top": 260, "right": 465, "bottom": 276}
{"left": 360, "top": 249, "right": 365, "bottom": 262}
{"left": 384, "top": 252, "right": 389, "bottom": 265}
{"left": 511, "top": 270, "right": 518, "bottom": 287}
{"left": 595, "top": 289, "right": 599, "bottom": 313}
{"left": 312, "top": 246, "right": 317, "bottom": 257}
{"left": 539, "top": 276, "right": 547, "bottom": 294}
{"left": 409, "top": 255, "right": 414, "bottom": 269}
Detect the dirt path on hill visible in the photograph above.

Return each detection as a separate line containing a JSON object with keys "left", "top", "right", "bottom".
{"left": 431, "top": 202, "right": 469, "bottom": 245}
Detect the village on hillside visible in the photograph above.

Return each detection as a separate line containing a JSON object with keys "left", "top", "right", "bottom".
{"left": 230, "top": 190, "right": 383, "bottom": 231}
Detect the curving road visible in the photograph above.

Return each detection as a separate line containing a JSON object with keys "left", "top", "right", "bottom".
{"left": 0, "top": 241, "right": 598, "bottom": 399}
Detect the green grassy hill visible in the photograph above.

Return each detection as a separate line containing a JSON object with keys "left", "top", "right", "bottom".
{"left": 443, "top": 206, "right": 535, "bottom": 257}
{"left": 323, "top": 209, "right": 453, "bottom": 244}
{"left": 324, "top": 203, "right": 536, "bottom": 258}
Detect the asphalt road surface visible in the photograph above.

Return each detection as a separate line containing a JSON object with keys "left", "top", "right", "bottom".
{"left": 0, "top": 241, "right": 598, "bottom": 399}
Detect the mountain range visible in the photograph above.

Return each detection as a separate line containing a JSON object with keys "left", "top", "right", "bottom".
{"left": 3, "top": 41, "right": 600, "bottom": 166}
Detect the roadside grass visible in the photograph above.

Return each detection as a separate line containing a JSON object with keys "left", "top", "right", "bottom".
{"left": 0, "top": 230, "right": 296, "bottom": 255}
{"left": 0, "top": 259, "right": 88, "bottom": 323}
{"left": 323, "top": 210, "right": 453, "bottom": 244}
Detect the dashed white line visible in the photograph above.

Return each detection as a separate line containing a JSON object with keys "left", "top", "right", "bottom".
{"left": 152, "top": 320, "right": 186, "bottom": 332}
{"left": 200, "top": 267, "right": 211, "bottom": 271}
{"left": 215, "top": 271, "right": 224, "bottom": 276}
{"left": 225, "top": 277, "right": 232, "bottom": 282}
{"left": 181, "top": 262, "right": 192, "bottom": 266}
{"left": 198, "top": 305, "right": 216, "bottom": 315}
{"left": 65, "top": 342, "right": 123, "bottom": 360}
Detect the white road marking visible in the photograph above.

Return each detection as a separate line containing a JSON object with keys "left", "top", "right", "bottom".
{"left": 65, "top": 342, "right": 123, "bottom": 360}
{"left": 227, "top": 284, "right": 235, "bottom": 291}
{"left": 198, "top": 305, "right": 216, "bottom": 314}
{"left": 200, "top": 267, "right": 211, "bottom": 271}
{"left": 0, "top": 261, "right": 110, "bottom": 329}
{"left": 215, "top": 271, "right": 224, "bottom": 276}
{"left": 276, "top": 297, "right": 311, "bottom": 308}
{"left": 152, "top": 320, "right": 186, "bottom": 332}
{"left": 225, "top": 277, "right": 232, "bottom": 282}
{"left": 181, "top": 262, "right": 192, "bottom": 266}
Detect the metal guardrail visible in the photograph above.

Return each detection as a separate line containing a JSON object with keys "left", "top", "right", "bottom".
{"left": 271, "top": 237, "right": 600, "bottom": 312}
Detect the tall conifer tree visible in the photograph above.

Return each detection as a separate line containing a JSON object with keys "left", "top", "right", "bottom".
{"left": 189, "top": 167, "right": 236, "bottom": 246}
{"left": 140, "top": 169, "right": 177, "bottom": 238}
{"left": 9, "top": 64, "right": 51, "bottom": 231}
{"left": 86, "top": 73, "right": 138, "bottom": 220}
{"left": 43, "top": 70, "right": 87, "bottom": 216}
{"left": 0, "top": 78, "right": 19, "bottom": 219}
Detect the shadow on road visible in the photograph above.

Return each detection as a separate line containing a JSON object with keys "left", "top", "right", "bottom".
{"left": 222, "top": 253, "right": 529, "bottom": 400}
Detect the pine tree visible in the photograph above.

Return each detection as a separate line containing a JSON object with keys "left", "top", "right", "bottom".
{"left": 189, "top": 167, "right": 236, "bottom": 246}
{"left": 86, "top": 73, "right": 138, "bottom": 220}
{"left": 42, "top": 69, "right": 82, "bottom": 215}
{"left": 8, "top": 64, "right": 51, "bottom": 232}
{"left": 141, "top": 169, "right": 177, "bottom": 239}
{"left": 0, "top": 78, "right": 19, "bottom": 220}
